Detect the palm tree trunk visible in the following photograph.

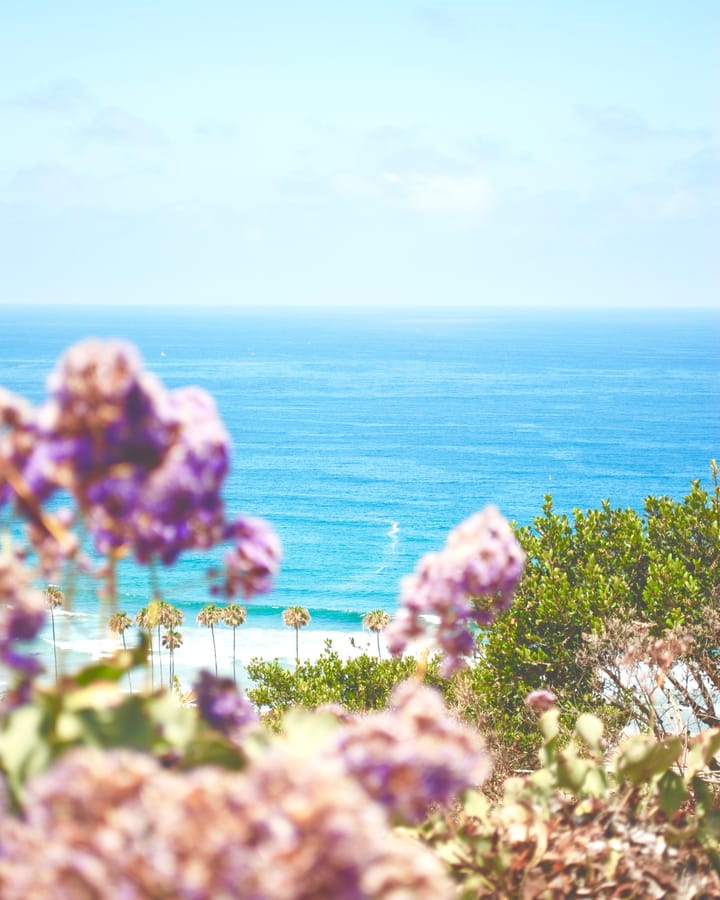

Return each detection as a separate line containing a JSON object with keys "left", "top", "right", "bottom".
{"left": 232, "top": 627, "right": 237, "bottom": 685}
{"left": 157, "top": 623, "right": 163, "bottom": 686}
{"left": 376, "top": 631, "right": 382, "bottom": 660}
{"left": 147, "top": 629, "right": 154, "bottom": 690}
{"left": 50, "top": 606, "right": 58, "bottom": 682}
{"left": 121, "top": 632, "right": 133, "bottom": 693}
{"left": 211, "top": 624, "right": 218, "bottom": 676}
{"left": 295, "top": 626, "right": 299, "bottom": 668}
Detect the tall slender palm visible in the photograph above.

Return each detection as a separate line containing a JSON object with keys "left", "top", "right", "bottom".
{"left": 222, "top": 603, "right": 247, "bottom": 685}
{"left": 161, "top": 629, "right": 183, "bottom": 682}
{"left": 149, "top": 599, "right": 175, "bottom": 687}
{"left": 362, "top": 609, "right": 391, "bottom": 660}
{"left": 282, "top": 605, "right": 311, "bottom": 668}
{"left": 135, "top": 606, "right": 155, "bottom": 689}
{"left": 108, "top": 611, "right": 134, "bottom": 692}
{"left": 45, "top": 585, "right": 64, "bottom": 681}
{"left": 363, "top": 609, "right": 391, "bottom": 660}
{"left": 197, "top": 604, "right": 222, "bottom": 675}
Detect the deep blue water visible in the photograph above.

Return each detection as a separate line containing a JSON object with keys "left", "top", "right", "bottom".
{"left": 0, "top": 306, "right": 718, "bottom": 680}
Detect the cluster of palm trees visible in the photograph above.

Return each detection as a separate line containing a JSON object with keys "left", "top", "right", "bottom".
{"left": 279, "top": 607, "right": 392, "bottom": 666}
{"left": 106, "top": 601, "right": 184, "bottom": 691}
{"left": 98, "top": 602, "right": 393, "bottom": 689}
{"left": 196, "top": 603, "right": 247, "bottom": 682}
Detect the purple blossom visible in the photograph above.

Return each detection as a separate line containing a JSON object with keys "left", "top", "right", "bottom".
{"left": 40, "top": 340, "right": 170, "bottom": 483}
{"left": 194, "top": 670, "right": 259, "bottom": 739}
{"left": 334, "top": 678, "right": 491, "bottom": 823}
{"left": 0, "top": 552, "right": 46, "bottom": 694}
{"left": 0, "top": 389, "right": 56, "bottom": 512}
{"left": 389, "top": 506, "right": 525, "bottom": 674}
{"left": 211, "top": 516, "right": 282, "bottom": 598}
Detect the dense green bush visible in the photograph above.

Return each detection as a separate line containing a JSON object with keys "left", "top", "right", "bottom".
{"left": 246, "top": 640, "right": 443, "bottom": 716}
{"left": 471, "top": 468, "right": 720, "bottom": 762}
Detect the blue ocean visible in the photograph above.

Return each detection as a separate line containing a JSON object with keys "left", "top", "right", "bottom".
{"left": 1, "top": 306, "right": 718, "bottom": 687}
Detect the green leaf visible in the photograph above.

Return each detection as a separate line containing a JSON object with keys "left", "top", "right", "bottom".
{"left": 73, "top": 698, "right": 156, "bottom": 750}
{"left": 146, "top": 693, "right": 196, "bottom": 750}
{"left": 615, "top": 734, "right": 683, "bottom": 785}
{"left": 657, "top": 770, "right": 689, "bottom": 816}
{"left": 556, "top": 750, "right": 591, "bottom": 793}
{"left": 70, "top": 636, "right": 148, "bottom": 687}
{"left": 582, "top": 766, "right": 608, "bottom": 798}
{"left": 575, "top": 713, "right": 604, "bottom": 752}
{"left": 180, "top": 736, "right": 246, "bottom": 770}
{"left": 0, "top": 705, "right": 52, "bottom": 800}
{"left": 538, "top": 707, "right": 560, "bottom": 742}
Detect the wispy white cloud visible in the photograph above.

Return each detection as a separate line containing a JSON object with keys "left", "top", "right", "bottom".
{"left": 0, "top": 79, "right": 93, "bottom": 115}
{"left": 80, "top": 107, "right": 166, "bottom": 146}
{"left": 466, "top": 133, "right": 529, "bottom": 165}
{"left": 195, "top": 120, "right": 240, "bottom": 142}
{"left": 4, "top": 163, "right": 83, "bottom": 206}
{"left": 578, "top": 105, "right": 712, "bottom": 143}
{"left": 382, "top": 171, "right": 492, "bottom": 213}
{"left": 625, "top": 145, "right": 720, "bottom": 219}
{"left": 414, "top": 5, "right": 465, "bottom": 38}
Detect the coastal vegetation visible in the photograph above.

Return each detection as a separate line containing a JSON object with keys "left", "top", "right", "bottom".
{"left": 0, "top": 339, "right": 718, "bottom": 896}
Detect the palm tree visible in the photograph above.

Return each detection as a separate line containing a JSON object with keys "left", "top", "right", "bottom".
{"left": 151, "top": 601, "right": 182, "bottom": 687}
{"left": 164, "top": 604, "right": 184, "bottom": 630}
{"left": 362, "top": 609, "right": 391, "bottom": 660}
{"left": 197, "top": 604, "right": 221, "bottom": 675}
{"left": 108, "top": 611, "right": 134, "bottom": 692}
{"left": 282, "top": 605, "right": 311, "bottom": 667}
{"left": 149, "top": 599, "right": 174, "bottom": 687}
{"left": 161, "top": 629, "right": 183, "bottom": 682}
{"left": 135, "top": 606, "right": 155, "bottom": 689}
{"left": 221, "top": 603, "right": 247, "bottom": 685}
{"left": 45, "top": 585, "right": 64, "bottom": 681}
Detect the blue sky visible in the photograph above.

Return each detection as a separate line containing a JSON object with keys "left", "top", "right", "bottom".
{"left": 0, "top": 1, "right": 718, "bottom": 309}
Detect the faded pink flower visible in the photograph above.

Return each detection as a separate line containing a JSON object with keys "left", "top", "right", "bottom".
{"left": 525, "top": 689, "right": 558, "bottom": 713}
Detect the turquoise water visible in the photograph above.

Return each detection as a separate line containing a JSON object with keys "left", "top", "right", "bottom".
{"left": 1, "top": 306, "right": 718, "bottom": 684}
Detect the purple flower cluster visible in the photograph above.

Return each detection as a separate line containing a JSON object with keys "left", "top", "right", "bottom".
{"left": 0, "top": 746, "right": 452, "bottom": 898}
{"left": 385, "top": 506, "right": 525, "bottom": 674}
{"left": 0, "top": 388, "right": 55, "bottom": 512}
{"left": 210, "top": 515, "right": 282, "bottom": 598}
{"left": 1, "top": 341, "right": 281, "bottom": 579}
{"left": 334, "top": 678, "right": 491, "bottom": 823}
{"left": 41, "top": 343, "right": 231, "bottom": 563}
{"left": 193, "top": 670, "right": 259, "bottom": 740}
{"left": 0, "top": 552, "right": 46, "bottom": 691}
